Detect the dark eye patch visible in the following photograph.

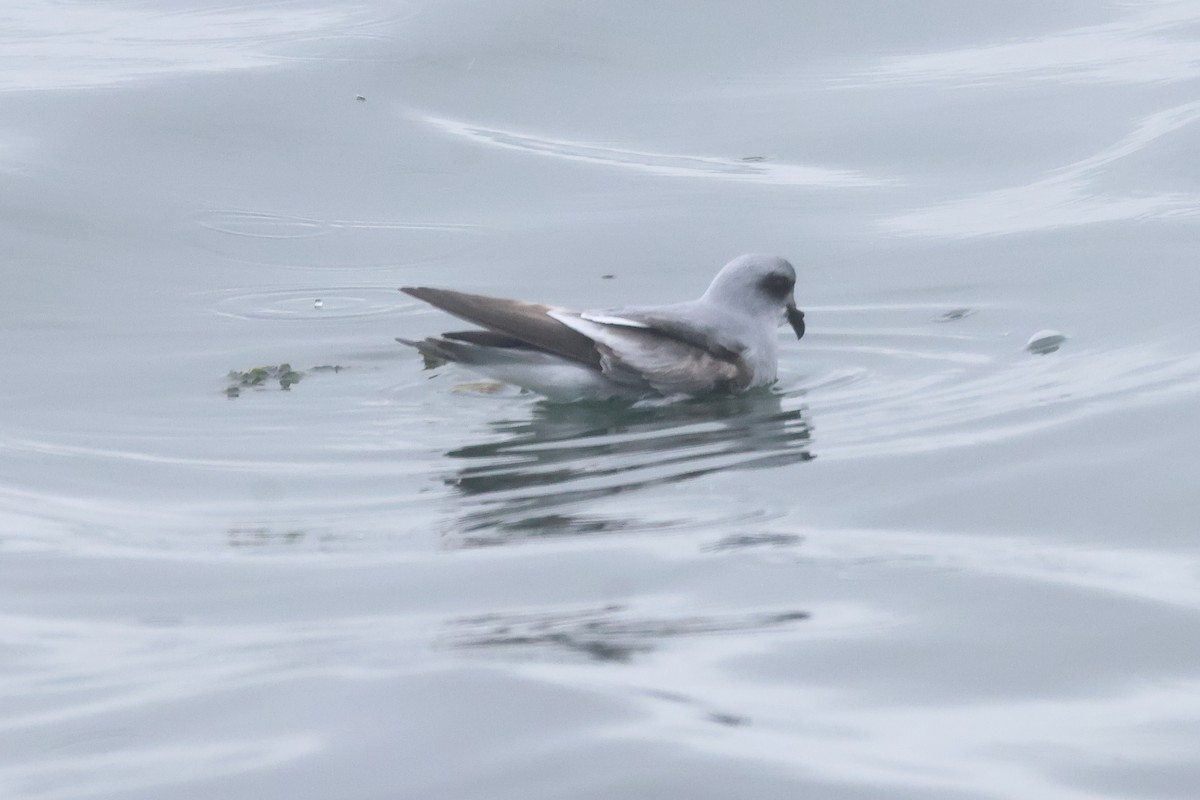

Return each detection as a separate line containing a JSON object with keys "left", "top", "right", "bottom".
{"left": 758, "top": 272, "right": 794, "bottom": 299}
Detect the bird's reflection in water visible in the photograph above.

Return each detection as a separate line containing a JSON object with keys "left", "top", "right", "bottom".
{"left": 441, "top": 390, "right": 815, "bottom": 546}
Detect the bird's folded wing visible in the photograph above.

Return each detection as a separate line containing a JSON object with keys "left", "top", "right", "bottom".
{"left": 400, "top": 287, "right": 601, "bottom": 367}
{"left": 551, "top": 311, "right": 750, "bottom": 394}
{"left": 579, "top": 305, "right": 743, "bottom": 361}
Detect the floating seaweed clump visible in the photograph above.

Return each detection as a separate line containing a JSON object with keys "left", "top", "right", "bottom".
{"left": 220, "top": 367, "right": 314, "bottom": 398}
{"left": 225, "top": 363, "right": 348, "bottom": 396}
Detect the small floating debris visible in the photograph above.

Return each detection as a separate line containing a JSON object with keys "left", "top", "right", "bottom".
{"left": 1026, "top": 330, "right": 1067, "bottom": 355}
{"left": 932, "top": 307, "right": 975, "bottom": 323}
{"left": 355, "top": 95, "right": 366, "bottom": 102}
{"left": 740, "top": 155, "right": 768, "bottom": 163}
{"left": 314, "top": 298, "right": 323, "bottom": 310}
{"left": 601, "top": 274, "right": 615, "bottom": 280}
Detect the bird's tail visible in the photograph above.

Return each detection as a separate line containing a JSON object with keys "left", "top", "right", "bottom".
{"left": 396, "top": 336, "right": 546, "bottom": 366}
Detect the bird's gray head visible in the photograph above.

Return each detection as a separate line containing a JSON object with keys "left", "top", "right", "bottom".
{"left": 701, "top": 254, "right": 805, "bottom": 339}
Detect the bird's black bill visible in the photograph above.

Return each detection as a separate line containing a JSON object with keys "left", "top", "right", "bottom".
{"left": 787, "top": 304, "right": 806, "bottom": 339}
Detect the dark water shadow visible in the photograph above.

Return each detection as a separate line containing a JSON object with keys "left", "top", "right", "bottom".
{"left": 439, "top": 391, "right": 816, "bottom": 546}
{"left": 444, "top": 604, "right": 810, "bottom": 663}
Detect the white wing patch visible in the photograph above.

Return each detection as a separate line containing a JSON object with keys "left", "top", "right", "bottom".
{"left": 579, "top": 312, "right": 652, "bottom": 328}
{"left": 550, "top": 311, "right": 747, "bottom": 394}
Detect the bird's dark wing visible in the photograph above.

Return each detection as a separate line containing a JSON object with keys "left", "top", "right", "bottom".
{"left": 400, "top": 287, "right": 601, "bottom": 367}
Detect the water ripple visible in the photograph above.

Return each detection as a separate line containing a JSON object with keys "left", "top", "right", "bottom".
{"left": 0, "top": 612, "right": 415, "bottom": 732}
{"left": 445, "top": 605, "right": 809, "bottom": 663}
{"left": 421, "top": 114, "right": 891, "bottom": 187}
{"left": 210, "top": 286, "right": 412, "bottom": 321}
{"left": 195, "top": 210, "right": 480, "bottom": 239}
{"left": 847, "top": 1, "right": 1200, "bottom": 88}
{"left": 0, "top": 2, "right": 383, "bottom": 90}
{"left": 1, "top": 736, "right": 320, "bottom": 800}
{"left": 800, "top": 303, "right": 1200, "bottom": 459}
{"left": 884, "top": 101, "right": 1200, "bottom": 237}
{"left": 798, "top": 527, "right": 1200, "bottom": 611}
{"left": 194, "top": 211, "right": 483, "bottom": 272}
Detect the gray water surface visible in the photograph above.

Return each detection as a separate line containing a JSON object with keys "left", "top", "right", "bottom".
{"left": 3, "top": 2, "right": 1200, "bottom": 798}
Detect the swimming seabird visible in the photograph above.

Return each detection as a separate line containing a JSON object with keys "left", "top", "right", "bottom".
{"left": 398, "top": 253, "right": 805, "bottom": 401}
